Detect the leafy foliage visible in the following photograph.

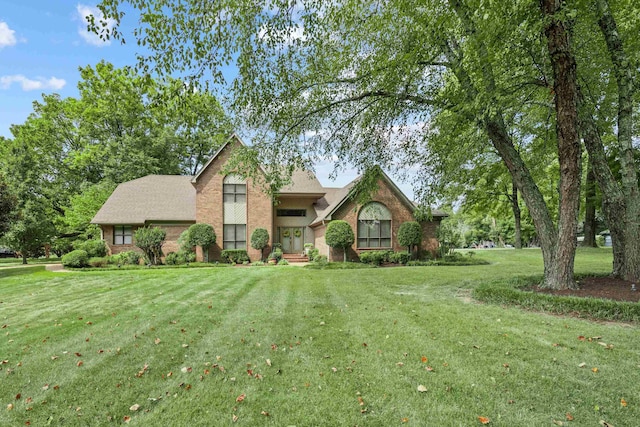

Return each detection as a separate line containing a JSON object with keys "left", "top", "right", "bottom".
{"left": 325, "top": 220, "right": 355, "bottom": 262}
{"left": 359, "top": 250, "right": 392, "bottom": 266}
{"left": 134, "top": 227, "right": 166, "bottom": 265}
{"left": 397, "top": 222, "right": 422, "bottom": 254}
{"left": 250, "top": 228, "right": 269, "bottom": 260}
{"left": 61, "top": 249, "right": 89, "bottom": 268}
{"left": 220, "top": 249, "right": 250, "bottom": 264}
{"left": 186, "top": 223, "right": 216, "bottom": 262}
{"left": 73, "top": 239, "right": 107, "bottom": 258}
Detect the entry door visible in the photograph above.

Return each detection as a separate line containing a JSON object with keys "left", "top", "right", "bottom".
{"left": 280, "top": 227, "right": 303, "bottom": 253}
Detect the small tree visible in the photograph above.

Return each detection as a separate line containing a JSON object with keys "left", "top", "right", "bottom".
{"left": 398, "top": 221, "right": 422, "bottom": 259}
{"left": 186, "top": 223, "right": 216, "bottom": 262}
{"left": 250, "top": 228, "right": 269, "bottom": 261}
{"left": 134, "top": 226, "right": 166, "bottom": 265}
{"left": 325, "top": 220, "right": 354, "bottom": 262}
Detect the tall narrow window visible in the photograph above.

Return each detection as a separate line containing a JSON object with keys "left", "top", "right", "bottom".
{"left": 114, "top": 225, "right": 133, "bottom": 245}
{"left": 357, "top": 202, "right": 392, "bottom": 248}
{"left": 223, "top": 175, "right": 247, "bottom": 249}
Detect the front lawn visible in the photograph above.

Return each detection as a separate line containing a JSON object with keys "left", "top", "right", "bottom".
{"left": 1, "top": 248, "right": 637, "bottom": 426}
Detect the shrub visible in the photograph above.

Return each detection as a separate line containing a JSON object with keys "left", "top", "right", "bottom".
{"left": 177, "top": 229, "right": 193, "bottom": 252}
{"left": 221, "top": 249, "right": 250, "bottom": 264}
{"left": 359, "top": 250, "right": 392, "bottom": 265}
{"left": 325, "top": 220, "right": 354, "bottom": 262}
{"left": 62, "top": 250, "right": 89, "bottom": 268}
{"left": 313, "top": 255, "right": 328, "bottom": 265}
{"left": 389, "top": 251, "right": 411, "bottom": 265}
{"left": 308, "top": 248, "right": 320, "bottom": 261}
{"left": 252, "top": 261, "right": 265, "bottom": 266}
{"left": 165, "top": 252, "right": 180, "bottom": 265}
{"left": 278, "top": 258, "right": 289, "bottom": 265}
{"left": 120, "top": 250, "right": 142, "bottom": 265}
{"left": 250, "top": 228, "right": 270, "bottom": 260}
{"left": 268, "top": 248, "right": 283, "bottom": 262}
{"left": 179, "top": 250, "right": 196, "bottom": 263}
{"left": 186, "top": 223, "right": 216, "bottom": 262}
{"left": 89, "top": 257, "right": 108, "bottom": 268}
{"left": 73, "top": 239, "right": 107, "bottom": 258}
{"left": 134, "top": 227, "right": 166, "bottom": 265}
{"left": 398, "top": 221, "right": 422, "bottom": 257}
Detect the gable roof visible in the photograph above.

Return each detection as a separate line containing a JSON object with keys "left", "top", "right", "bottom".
{"left": 279, "top": 169, "right": 326, "bottom": 196}
{"left": 91, "top": 175, "right": 196, "bottom": 225}
{"left": 191, "top": 133, "right": 244, "bottom": 184}
{"left": 309, "top": 168, "right": 446, "bottom": 226}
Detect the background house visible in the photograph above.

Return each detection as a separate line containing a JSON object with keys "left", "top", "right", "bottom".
{"left": 92, "top": 135, "right": 446, "bottom": 262}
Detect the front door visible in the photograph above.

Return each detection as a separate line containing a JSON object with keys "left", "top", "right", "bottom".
{"left": 280, "top": 227, "right": 304, "bottom": 253}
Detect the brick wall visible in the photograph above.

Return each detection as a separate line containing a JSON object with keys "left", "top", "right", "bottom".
{"left": 330, "top": 178, "right": 442, "bottom": 261}
{"left": 102, "top": 223, "right": 193, "bottom": 259}
{"left": 194, "top": 140, "right": 274, "bottom": 262}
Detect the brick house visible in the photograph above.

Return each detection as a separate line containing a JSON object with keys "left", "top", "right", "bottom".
{"left": 92, "top": 135, "right": 446, "bottom": 262}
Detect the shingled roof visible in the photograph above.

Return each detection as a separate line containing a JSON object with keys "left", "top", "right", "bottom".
{"left": 91, "top": 175, "right": 196, "bottom": 225}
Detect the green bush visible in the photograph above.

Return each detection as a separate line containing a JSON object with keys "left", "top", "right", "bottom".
{"left": 268, "top": 248, "right": 283, "bottom": 262}
{"left": 221, "top": 249, "right": 250, "bottom": 264}
{"left": 120, "top": 251, "right": 142, "bottom": 265}
{"left": 61, "top": 250, "right": 89, "bottom": 268}
{"left": 89, "top": 257, "right": 108, "bottom": 268}
{"left": 278, "top": 258, "right": 289, "bottom": 265}
{"left": 134, "top": 227, "right": 166, "bottom": 265}
{"left": 73, "top": 239, "right": 107, "bottom": 258}
{"left": 325, "top": 220, "right": 354, "bottom": 262}
{"left": 389, "top": 251, "right": 411, "bottom": 265}
{"left": 398, "top": 221, "right": 422, "bottom": 255}
{"left": 312, "top": 255, "right": 328, "bottom": 265}
{"left": 250, "top": 228, "right": 270, "bottom": 260}
{"left": 186, "top": 223, "right": 216, "bottom": 262}
{"left": 252, "top": 261, "right": 265, "bottom": 266}
{"left": 359, "top": 250, "right": 392, "bottom": 265}
{"left": 165, "top": 252, "right": 180, "bottom": 265}
{"left": 308, "top": 248, "right": 320, "bottom": 261}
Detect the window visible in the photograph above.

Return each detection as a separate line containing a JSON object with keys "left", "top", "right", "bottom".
{"left": 223, "top": 175, "right": 247, "bottom": 249}
{"left": 114, "top": 225, "right": 133, "bottom": 245}
{"left": 357, "top": 202, "right": 392, "bottom": 248}
{"left": 223, "top": 224, "right": 246, "bottom": 249}
{"left": 277, "top": 209, "right": 306, "bottom": 217}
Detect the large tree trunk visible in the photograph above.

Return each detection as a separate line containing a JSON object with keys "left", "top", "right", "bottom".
{"left": 450, "top": 0, "right": 578, "bottom": 289}
{"left": 595, "top": 0, "right": 640, "bottom": 281}
{"left": 511, "top": 181, "right": 522, "bottom": 249}
{"left": 540, "top": 0, "right": 582, "bottom": 289}
{"left": 582, "top": 161, "right": 597, "bottom": 247}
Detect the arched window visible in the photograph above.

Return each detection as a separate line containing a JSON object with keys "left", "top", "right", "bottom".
{"left": 223, "top": 174, "right": 247, "bottom": 249}
{"left": 357, "top": 202, "right": 392, "bottom": 248}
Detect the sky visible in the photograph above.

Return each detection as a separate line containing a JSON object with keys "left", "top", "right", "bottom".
{"left": 0, "top": 1, "right": 416, "bottom": 198}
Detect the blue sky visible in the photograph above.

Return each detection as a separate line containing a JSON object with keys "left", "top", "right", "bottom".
{"left": 0, "top": 2, "right": 416, "bottom": 198}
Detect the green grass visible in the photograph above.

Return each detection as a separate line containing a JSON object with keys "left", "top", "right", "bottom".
{"left": 1, "top": 248, "right": 637, "bottom": 426}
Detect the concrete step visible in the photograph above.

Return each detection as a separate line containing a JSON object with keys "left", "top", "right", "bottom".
{"left": 282, "top": 254, "right": 309, "bottom": 263}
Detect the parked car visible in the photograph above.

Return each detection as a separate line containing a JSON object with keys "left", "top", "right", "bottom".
{"left": 0, "top": 247, "right": 17, "bottom": 258}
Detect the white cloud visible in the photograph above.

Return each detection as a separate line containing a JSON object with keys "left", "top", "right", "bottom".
{"left": 76, "top": 4, "right": 115, "bottom": 47}
{"left": 0, "top": 75, "right": 67, "bottom": 91}
{"left": 0, "top": 21, "right": 17, "bottom": 48}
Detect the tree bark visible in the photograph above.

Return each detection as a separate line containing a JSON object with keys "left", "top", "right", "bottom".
{"left": 594, "top": 0, "right": 640, "bottom": 281}
{"left": 582, "top": 161, "right": 597, "bottom": 247}
{"left": 540, "top": 0, "right": 582, "bottom": 289}
{"left": 511, "top": 181, "right": 522, "bottom": 249}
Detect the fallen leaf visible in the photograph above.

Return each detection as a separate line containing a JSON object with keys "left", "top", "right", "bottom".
{"left": 154, "top": 338, "right": 161, "bottom": 345}
{"left": 566, "top": 413, "right": 574, "bottom": 421}
{"left": 417, "top": 385, "right": 427, "bottom": 393}
{"left": 578, "top": 363, "right": 586, "bottom": 368}
{"left": 74, "top": 353, "right": 82, "bottom": 357}
{"left": 401, "top": 417, "right": 409, "bottom": 423}
{"left": 261, "top": 411, "right": 270, "bottom": 416}
{"left": 182, "top": 344, "right": 188, "bottom": 348}
{"left": 621, "top": 398, "right": 627, "bottom": 407}
{"left": 358, "top": 396, "right": 365, "bottom": 406}
{"left": 266, "top": 359, "right": 272, "bottom": 367}
{"left": 599, "top": 421, "right": 613, "bottom": 427}
{"left": 592, "top": 367, "right": 599, "bottom": 373}
{"left": 421, "top": 356, "right": 428, "bottom": 363}
{"left": 478, "top": 416, "right": 490, "bottom": 424}
{"left": 578, "top": 336, "right": 585, "bottom": 341}
{"left": 42, "top": 384, "right": 49, "bottom": 391}
{"left": 6, "top": 403, "right": 13, "bottom": 410}
{"left": 426, "top": 366, "right": 434, "bottom": 372}
{"left": 123, "top": 416, "right": 131, "bottom": 423}
{"left": 232, "top": 414, "right": 238, "bottom": 422}
{"left": 130, "top": 404, "right": 140, "bottom": 411}
{"left": 15, "top": 394, "right": 21, "bottom": 400}
{"left": 76, "top": 361, "right": 83, "bottom": 367}
{"left": 236, "top": 394, "right": 246, "bottom": 403}
{"left": 553, "top": 420, "right": 564, "bottom": 426}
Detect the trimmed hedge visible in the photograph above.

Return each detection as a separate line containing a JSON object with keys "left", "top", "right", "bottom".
{"left": 221, "top": 249, "right": 250, "bottom": 264}
{"left": 73, "top": 239, "right": 107, "bottom": 258}
{"left": 359, "top": 250, "right": 392, "bottom": 265}
{"left": 473, "top": 276, "right": 640, "bottom": 322}
{"left": 62, "top": 250, "right": 89, "bottom": 268}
